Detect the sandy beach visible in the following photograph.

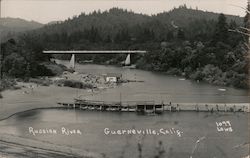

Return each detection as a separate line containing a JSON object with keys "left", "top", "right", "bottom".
{"left": 0, "top": 70, "right": 112, "bottom": 121}
{"left": 0, "top": 71, "right": 110, "bottom": 158}
{"left": 0, "top": 133, "right": 102, "bottom": 158}
{"left": 0, "top": 82, "right": 84, "bottom": 120}
{"left": 0, "top": 84, "right": 104, "bottom": 157}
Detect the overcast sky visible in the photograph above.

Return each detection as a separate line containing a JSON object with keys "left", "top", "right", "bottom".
{"left": 1, "top": 0, "right": 247, "bottom": 24}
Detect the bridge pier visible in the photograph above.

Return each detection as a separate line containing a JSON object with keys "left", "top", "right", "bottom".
{"left": 69, "top": 54, "right": 75, "bottom": 69}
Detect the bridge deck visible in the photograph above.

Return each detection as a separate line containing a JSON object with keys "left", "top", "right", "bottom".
{"left": 43, "top": 50, "right": 147, "bottom": 54}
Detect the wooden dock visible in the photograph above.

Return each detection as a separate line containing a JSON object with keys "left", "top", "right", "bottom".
{"left": 57, "top": 99, "right": 250, "bottom": 114}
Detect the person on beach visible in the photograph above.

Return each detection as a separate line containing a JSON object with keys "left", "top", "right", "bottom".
{"left": 137, "top": 141, "right": 142, "bottom": 158}
{"left": 155, "top": 141, "right": 165, "bottom": 158}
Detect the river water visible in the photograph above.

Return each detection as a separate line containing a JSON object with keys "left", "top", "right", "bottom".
{"left": 0, "top": 62, "right": 249, "bottom": 158}
{"left": 0, "top": 109, "right": 248, "bottom": 158}
{"left": 71, "top": 63, "right": 249, "bottom": 103}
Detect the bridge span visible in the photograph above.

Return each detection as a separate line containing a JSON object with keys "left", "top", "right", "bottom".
{"left": 43, "top": 50, "right": 147, "bottom": 54}
{"left": 43, "top": 50, "right": 147, "bottom": 69}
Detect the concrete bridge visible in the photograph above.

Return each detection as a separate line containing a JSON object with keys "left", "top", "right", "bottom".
{"left": 43, "top": 50, "right": 147, "bottom": 69}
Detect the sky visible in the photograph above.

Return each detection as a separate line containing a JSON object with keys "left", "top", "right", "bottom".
{"left": 1, "top": 0, "right": 247, "bottom": 24}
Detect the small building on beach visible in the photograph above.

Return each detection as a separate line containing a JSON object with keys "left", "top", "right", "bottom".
{"left": 104, "top": 73, "right": 122, "bottom": 83}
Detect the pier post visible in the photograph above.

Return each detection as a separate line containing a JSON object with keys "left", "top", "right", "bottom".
{"left": 224, "top": 104, "right": 227, "bottom": 112}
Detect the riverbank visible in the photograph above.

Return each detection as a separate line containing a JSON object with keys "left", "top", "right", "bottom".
{"left": 137, "top": 65, "right": 249, "bottom": 89}
{"left": 0, "top": 79, "right": 106, "bottom": 157}
{"left": 0, "top": 71, "right": 110, "bottom": 157}
{"left": 79, "top": 61, "right": 249, "bottom": 89}
{"left": 0, "top": 68, "right": 117, "bottom": 119}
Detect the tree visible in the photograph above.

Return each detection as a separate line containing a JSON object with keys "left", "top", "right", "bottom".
{"left": 3, "top": 53, "right": 27, "bottom": 77}
{"left": 177, "top": 29, "right": 185, "bottom": 40}
{"left": 212, "top": 14, "right": 229, "bottom": 44}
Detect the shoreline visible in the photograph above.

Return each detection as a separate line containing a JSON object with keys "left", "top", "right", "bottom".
{"left": 0, "top": 81, "right": 91, "bottom": 120}
{"left": 0, "top": 68, "right": 115, "bottom": 120}
{"left": 80, "top": 62, "right": 249, "bottom": 90}
{"left": 0, "top": 133, "right": 102, "bottom": 158}
{"left": 0, "top": 79, "right": 249, "bottom": 121}
{"left": 0, "top": 106, "right": 65, "bottom": 122}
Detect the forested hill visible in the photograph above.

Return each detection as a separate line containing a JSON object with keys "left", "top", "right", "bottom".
{"left": 0, "top": 17, "right": 43, "bottom": 41}
{"left": 156, "top": 6, "right": 243, "bottom": 26}
{"left": 38, "top": 8, "right": 151, "bottom": 36}
{"left": 1, "top": 5, "right": 248, "bottom": 89}
{"left": 36, "top": 6, "right": 243, "bottom": 38}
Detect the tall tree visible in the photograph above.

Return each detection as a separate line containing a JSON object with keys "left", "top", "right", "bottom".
{"left": 212, "top": 14, "right": 229, "bottom": 44}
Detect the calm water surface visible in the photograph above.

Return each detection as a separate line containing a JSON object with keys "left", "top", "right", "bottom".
{"left": 66, "top": 62, "right": 249, "bottom": 103}
{"left": 0, "top": 109, "right": 248, "bottom": 158}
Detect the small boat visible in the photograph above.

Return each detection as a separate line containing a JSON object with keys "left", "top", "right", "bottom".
{"left": 121, "top": 107, "right": 129, "bottom": 112}
{"left": 88, "top": 106, "right": 95, "bottom": 110}
{"left": 128, "top": 108, "right": 136, "bottom": 112}
{"left": 96, "top": 106, "right": 102, "bottom": 110}
{"left": 80, "top": 106, "right": 87, "bottom": 110}
{"left": 106, "top": 107, "right": 117, "bottom": 111}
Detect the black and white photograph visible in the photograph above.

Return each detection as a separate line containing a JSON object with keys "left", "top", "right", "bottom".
{"left": 0, "top": 0, "right": 249, "bottom": 158}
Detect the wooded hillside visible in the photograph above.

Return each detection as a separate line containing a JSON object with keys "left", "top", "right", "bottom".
{"left": 0, "top": 5, "right": 248, "bottom": 88}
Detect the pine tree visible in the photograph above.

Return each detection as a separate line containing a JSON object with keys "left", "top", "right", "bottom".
{"left": 212, "top": 14, "right": 229, "bottom": 44}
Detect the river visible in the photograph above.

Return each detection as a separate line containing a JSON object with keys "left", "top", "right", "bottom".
{"left": 70, "top": 62, "right": 249, "bottom": 103}
{"left": 0, "top": 109, "right": 248, "bottom": 158}
{"left": 0, "top": 62, "right": 249, "bottom": 158}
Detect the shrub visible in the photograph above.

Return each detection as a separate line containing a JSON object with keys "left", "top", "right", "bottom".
{"left": 0, "top": 78, "right": 17, "bottom": 91}
{"left": 190, "top": 70, "right": 204, "bottom": 81}
{"left": 56, "top": 79, "right": 93, "bottom": 89}
{"left": 166, "top": 68, "right": 182, "bottom": 75}
{"left": 41, "top": 62, "right": 68, "bottom": 76}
